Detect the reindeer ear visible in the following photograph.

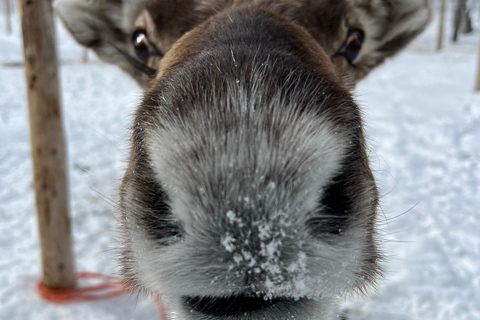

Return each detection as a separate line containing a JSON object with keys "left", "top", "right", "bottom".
{"left": 351, "top": 0, "right": 433, "bottom": 80}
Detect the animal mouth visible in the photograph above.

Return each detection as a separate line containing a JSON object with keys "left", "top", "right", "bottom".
{"left": 182, "top": 295, "right": 298, "bottom": 317}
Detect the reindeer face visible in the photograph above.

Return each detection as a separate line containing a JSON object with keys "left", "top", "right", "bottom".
{"left": 119, "top": 5, "right": 383, "bottom": 318}
{"left": 56, "top": 0, "right": 432, "bottom": 319}
{"left": 127, "top": 0, "right": 365, "bottom": 88}
{"left": 55, "top": 0, "right": 432, "bottom": 88}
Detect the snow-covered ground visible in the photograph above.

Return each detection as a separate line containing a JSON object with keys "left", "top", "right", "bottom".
{"left": 1, "top": 4, "right": 479, "bottom": 320}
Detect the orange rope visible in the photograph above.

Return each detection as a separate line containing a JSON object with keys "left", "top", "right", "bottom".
{"left": 155, "top": 295, "right": 169, "bottom": 320}
{"left": 37, "top": 272, "right": 127, "bottom": 303}
{"left": 37, "top": 272, "right": 168, "bottom": 319}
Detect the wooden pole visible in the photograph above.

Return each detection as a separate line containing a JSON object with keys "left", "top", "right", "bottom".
{"left": 4, "top": 0, "right": 12, "bottom": 34}
{"left": 82, "top": 48, "right": 88, "bottom": 63}
{"left": 478, "top": 0, "right": 480, "bottom": 22}
{"left": 453, "top": 0, "right": 467, "bottom": 42}
{"left": 475, "top": 37, "right": 480, "bottom": 91}
{"left": 18, "top": 0, "right": 76, "bottom": 289}
{"left": 437, "top": 0, "right": 448, "bottom": 51}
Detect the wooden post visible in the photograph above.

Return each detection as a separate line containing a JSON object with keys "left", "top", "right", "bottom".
{"left": 478, "top": 0, "right": 480, "bottom": 22}
{"left": 475, "top": 37, "right": 480, "bottom": 91}
{"left": 18, "top": 0, "right": 76, "bottom": 289}
{"left": 453, "top": 0, "right": 467, "bottom": 42}
{"left": 4, "top": 0, "right": 12, "bottom": 34}
{"left": 437, "top": 0, "right": 448, "bottom": 51}
{"left": 82, "top": 48, "right": 88, "bottom": 63}
{"left": 459, "top": 0, "right": 473, "bottom": 34}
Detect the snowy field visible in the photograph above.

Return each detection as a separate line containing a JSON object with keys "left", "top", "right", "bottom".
{"left": 1, "top": 4, "right": 479, "bottom": 320}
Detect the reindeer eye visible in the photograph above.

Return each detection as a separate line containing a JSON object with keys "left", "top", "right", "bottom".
{"left": 339, "top": 29, "right": 365, "bottom": 65}
{"left": 132, "top": 30, "right": 150, "bottom": 64}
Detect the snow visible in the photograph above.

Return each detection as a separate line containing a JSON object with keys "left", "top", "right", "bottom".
{"left": 226, "top": 210, "right": 244, "bottom": 227}
{"left": 221, "top": 233, "right": 237, "bottom": 252}
{"left": 1, "top": 5, "right": 479, "bottom": 320}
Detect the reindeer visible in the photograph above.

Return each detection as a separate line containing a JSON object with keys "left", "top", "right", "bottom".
{"left": 55, "top": 1, "right": 432, "bottom": 319}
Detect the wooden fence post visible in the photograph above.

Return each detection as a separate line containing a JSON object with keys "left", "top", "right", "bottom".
{"left": 4, "top": 0, "right": 12, "bottom": 34}
{"left": 453, "top": 0, "right": 467, "bottom": 42}
{"left": 437, "top": 0, "right": 448, "bottom": 51}
{"left": 82, "top": 48, "right": 89, "bottom": 63}
{"left": 18, "top": 0, "right": 76, "bottom": 289}
{"left": 475, "top": 37, "right": 480, "bottom": 91}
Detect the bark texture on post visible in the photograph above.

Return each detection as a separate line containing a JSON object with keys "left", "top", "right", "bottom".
{"left": 19, "top": 0, "right": 76, "bottom": 289}
{"left": 437, "top": 0, "right": 447, "bottom": 51}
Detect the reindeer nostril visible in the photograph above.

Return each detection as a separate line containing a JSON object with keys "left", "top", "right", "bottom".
{"left": 126, "top": 155, "right": 183, "bottom": 243}
{"left": 307, "top": 173, "right": 351, "bottom": 236}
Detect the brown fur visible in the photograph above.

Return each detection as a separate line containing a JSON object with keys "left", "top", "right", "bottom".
{"left": 138, "top": 0, "right": 355, "bottom": 85}
{"left": 157, "top": 7, "right": 344, "bottom": 86}
{"left": 56, "top": 0, "right": 432, "bottom": 87}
